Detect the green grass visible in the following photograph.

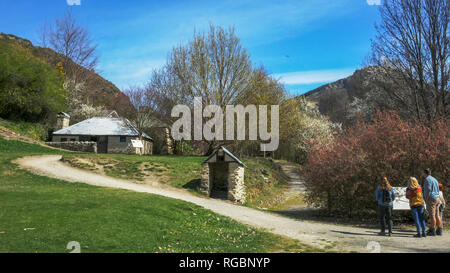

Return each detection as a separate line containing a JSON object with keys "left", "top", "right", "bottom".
{"left": 242, "top": 158, "right": 290, "bottom": 209}
{"left": 0, "top": 138, "right": 319, "bottom": 253}
{"left": 61, "top": 153, "right": 204, "bottom": 190}
{"left": 61, "top": 154, "right": 291, "bottom": 209}
{"left": 270, "top": 194, "right": 307, "bottom": 210}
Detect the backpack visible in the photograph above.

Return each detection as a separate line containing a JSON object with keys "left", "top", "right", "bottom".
{"left": 382, "top": 189, "right": 392, "bottom": 205}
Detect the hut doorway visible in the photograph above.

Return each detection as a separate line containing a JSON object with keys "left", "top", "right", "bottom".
{"left": 97, "top": 136, "right": 108, "bottom": 153}
{"left": 209, "top": 163, "right": 229, "bottom": 199}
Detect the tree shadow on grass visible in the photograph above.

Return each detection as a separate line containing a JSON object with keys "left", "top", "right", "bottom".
{"left": 182, "top": 179, "right": 201, "bottom": 191}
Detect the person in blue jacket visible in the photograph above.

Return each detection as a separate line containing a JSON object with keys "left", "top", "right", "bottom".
{"left": 376, "top": 177, "right": 396, "bottom": 236}
{"left": 423, "top": 168, "right": 442, "bottom": 236}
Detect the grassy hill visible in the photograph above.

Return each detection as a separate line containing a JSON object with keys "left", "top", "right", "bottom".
{"left": 0, "top": 138, "right": 315, "bottom": 253}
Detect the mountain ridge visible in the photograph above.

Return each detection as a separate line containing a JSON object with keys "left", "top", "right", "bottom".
{"left": 301, "top": 66, "right": 389, "bottom": 124}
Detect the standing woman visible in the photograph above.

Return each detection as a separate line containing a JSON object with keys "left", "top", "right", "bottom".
{"left": 376, "top": 177, "right": 396, "bottom": 236}
{"left": 406, "top": 177, "right": 426, "bottom": 238}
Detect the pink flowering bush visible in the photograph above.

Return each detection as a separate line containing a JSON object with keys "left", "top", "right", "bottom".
{"left": 304, "top": 111, "right": 449, "bottom": 217}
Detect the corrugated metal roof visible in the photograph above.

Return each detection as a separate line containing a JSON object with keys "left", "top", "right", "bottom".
{"left": 58, "top": 112, "right": 70, "bottom": 118}
{"left": 99, "top": 110, "right": 119, "bottom": 118}
{"left": 53, "top": 117, "right": 153, "bottom": 140}
{"left": 203, "top": 146, "right": 245, "bottom": 167}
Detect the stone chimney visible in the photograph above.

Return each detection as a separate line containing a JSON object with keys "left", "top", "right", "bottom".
{"left": 56, "top": 112, "right": 70, "bottom": 130}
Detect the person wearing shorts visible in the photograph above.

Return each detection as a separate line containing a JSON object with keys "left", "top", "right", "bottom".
{"left": 423, "top": 168, "right": 442, "bottom": 236}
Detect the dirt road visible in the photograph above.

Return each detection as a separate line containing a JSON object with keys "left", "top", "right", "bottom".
{"left": 15, "top": 155, "right": 450, "bottom": 253}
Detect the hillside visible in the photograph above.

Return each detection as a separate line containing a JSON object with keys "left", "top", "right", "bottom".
{"left": 0, "top": 33, "right": 133, "bottom": 116}
{"left": 303, "top": 66, "right": 386, "bottom": 124}
{"left": 303, "top": 66, "right": 450, "bottom": 124}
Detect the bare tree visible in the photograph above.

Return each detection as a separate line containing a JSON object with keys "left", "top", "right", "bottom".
{"left": 39, "top": 10, "right": 98, "bottom": 90}
{"left": 148, "top": 24, "right": 254, "bottom": 154}
{"left": 123, "top": 86, "right": 161, "bottom": 139}
{"left": 371, "top": 0, "right": 449, "bottom": 122}
{"left": 157, "top": 24, "right": 252, "bottom": 108}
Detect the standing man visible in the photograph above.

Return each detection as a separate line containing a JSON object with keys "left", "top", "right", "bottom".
{"left": 423, "top": 168, "right": 442, "bottom": 236}
{"left": 376, "top": 177, "right": 396, "bottom": 236}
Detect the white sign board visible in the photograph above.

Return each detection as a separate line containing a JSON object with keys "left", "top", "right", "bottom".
{"left": 131, "top": 139, "right": 143, "bottom": 148}
{"left": 392, "top": 187, "right": 427, "bottom": 210}
{"left": 392, "top": 187, "right": 409, "bottom": 210}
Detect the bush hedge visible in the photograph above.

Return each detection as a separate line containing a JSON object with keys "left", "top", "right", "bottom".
{"left": 304, "top": 111, "right": 449, "bottom": 217}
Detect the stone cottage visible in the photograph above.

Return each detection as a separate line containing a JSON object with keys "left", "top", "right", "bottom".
{"left": 49, "top": 113, "right": 153, "bottom": 154}
{"left": 200, "top": 146, "right": 246, "bottom": 203}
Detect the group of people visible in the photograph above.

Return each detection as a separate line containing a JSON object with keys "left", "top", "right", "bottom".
{"left": 376, "top": 168, "right": 446, "bottom": 238}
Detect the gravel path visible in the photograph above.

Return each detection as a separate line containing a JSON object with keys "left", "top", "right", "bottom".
{"left": 15, "top": 155, "right": 450, "bottom": 253}
{"left": 276, "top": 161, "right": 306, "bottom": 198}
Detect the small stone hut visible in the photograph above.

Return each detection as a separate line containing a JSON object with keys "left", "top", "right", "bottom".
{"left": 200, "top": 146, "right": 246, "bottom": 203}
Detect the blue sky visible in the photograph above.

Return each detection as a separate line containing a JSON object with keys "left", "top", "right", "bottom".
{"left": 0, "top": 0, "right": 382, "bottom": 95}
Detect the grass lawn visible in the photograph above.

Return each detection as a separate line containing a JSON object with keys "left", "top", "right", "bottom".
{"left": 61, "top": 153, "right": 291, "bottom": 209}
{"left": 0, "top": 138, "right": 319, "bottom": 253}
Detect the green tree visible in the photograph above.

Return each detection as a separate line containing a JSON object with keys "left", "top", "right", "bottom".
{"left": 0, "top": 41, "right": 67, "bottom": 122}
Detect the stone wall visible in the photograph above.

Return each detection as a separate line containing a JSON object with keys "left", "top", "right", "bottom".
{"left": 200, "top": 163, "right": 210, "bottom": 195}
{"left": 107, "top": 136, "right": 134, "bottom": 154}
{"left": 148, "top": 127, "right": 173, "bottom": 155}
{"left": 227, "top": 163, "right": 246, "bottom": 204}
{"left": 46, "top": 141, "right": 97, "bottom": 153}
{"left": 164, "top": 128, "right": 174, "bottom": 155}
{"left": 56, "top": 117, "right": 70, "bottom": 130}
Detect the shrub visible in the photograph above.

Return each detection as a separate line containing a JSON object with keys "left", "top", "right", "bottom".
{"left": 303, "top": 110, "right": 449, "bottom": 217}
{"left": 0, "top": 118, "right": 48, "bottom": 141}
{"left": 276, "top": 97, "right": 340, "bottom": 164}
{"left": 0, "top": 41, "right": 67, "bottom": 122}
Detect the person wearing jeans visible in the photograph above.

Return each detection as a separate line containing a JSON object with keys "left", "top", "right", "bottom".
{"left": 406, "top": 177, "right": 426, "bottom": 238}
{"left": 378, "top": 205, "right": 393, "bottom": 236}
{"left": 376, "top": 177, "right": 396, "bottom": 236}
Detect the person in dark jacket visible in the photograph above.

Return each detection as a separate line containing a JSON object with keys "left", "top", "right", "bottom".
{"left": 376, "top": 177, "right": 396, "bottom": 236}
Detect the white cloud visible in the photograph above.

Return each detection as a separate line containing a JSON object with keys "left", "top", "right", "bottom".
{"left": 273, "top": 68, "right": 355, "bottom": 85}
{"left": 367, "top": 0, "right": 381, "bottom": 5}
{"left": 92, "top": 0, "right": 357, "bottom": 87}
{"left": 66, "top": 0, "right": 81, "bottom": 6}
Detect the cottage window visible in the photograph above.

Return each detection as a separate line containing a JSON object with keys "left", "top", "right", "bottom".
{"left": 120, "top": 136, "right": 126, "bottom": 142}
{"left": 61, "top": 138, "right": 67, "bottom": 142}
